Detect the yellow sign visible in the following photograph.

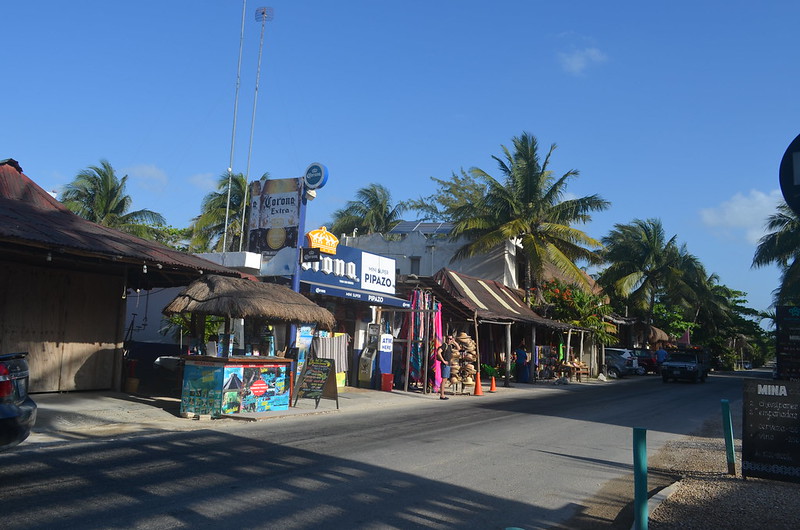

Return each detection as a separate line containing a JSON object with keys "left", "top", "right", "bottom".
{"left": 306, "top": 226, "right": 339, "bottom": 254}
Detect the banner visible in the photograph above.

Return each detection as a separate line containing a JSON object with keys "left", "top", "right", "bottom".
{"left": 248, "top": 177, "right": 301, "bottom": 258}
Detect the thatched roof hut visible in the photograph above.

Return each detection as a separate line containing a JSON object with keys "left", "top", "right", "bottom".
{"left": 163, "top": 275, "right": 335, "bottom": 329}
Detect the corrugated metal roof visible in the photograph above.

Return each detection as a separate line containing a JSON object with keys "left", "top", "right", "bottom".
{"left": 0, "top": 159, "right": 239, "bottom": 287}
{"left": 432, "top": 268, "right": 572, "bottom": 329}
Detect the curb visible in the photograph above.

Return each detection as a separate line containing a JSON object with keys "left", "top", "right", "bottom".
{"left": 630, "top": 480, "right": 682, "bottom": 530}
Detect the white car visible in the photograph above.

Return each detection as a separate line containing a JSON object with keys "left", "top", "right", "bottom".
{"left": 605, "top": 348, "right": 645, "bottom": 375}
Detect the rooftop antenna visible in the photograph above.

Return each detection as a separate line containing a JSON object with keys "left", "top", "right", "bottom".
{"left": 222, "top": 0, "right": 248, "bottom": 253}
{"left": 238, "top": 6, "right": 274, "bottom": 251}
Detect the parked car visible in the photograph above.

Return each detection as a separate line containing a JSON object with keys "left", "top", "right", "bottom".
{"left": 632, "top": 349, "right": 659, "bottom": 374}
{"left": 0, "top": 352, "right": 37, "bottom": 451}
{"left": 604, "top": 351, "right": 637, "bottom": 379}
{"left": 661, "top": 350, "right": 710, "bottom": 383}
{"left": 605, "top": 348, "right": 645, "bottom": 375}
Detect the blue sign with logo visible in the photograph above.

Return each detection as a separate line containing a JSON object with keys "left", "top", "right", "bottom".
{"left": 304, "top": 163, "right": 329, "bottom": 190}
{"left": 300, "top": 245, "right": 411, "bottom": 308}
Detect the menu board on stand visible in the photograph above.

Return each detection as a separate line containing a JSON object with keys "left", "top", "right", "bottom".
{"left": 294, "top": 358, "right": 339, "bottom": 409}
{"left": 742, "top": 379, "right": 800, "bottom": 483}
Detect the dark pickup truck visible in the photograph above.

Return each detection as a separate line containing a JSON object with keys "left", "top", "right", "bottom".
{"left": 661, "top": 350, "right": 710, "bottom": 383}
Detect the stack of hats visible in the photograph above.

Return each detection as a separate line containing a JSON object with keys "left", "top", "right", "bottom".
{"left": 454, "top": 332, "right": 478, "bottom": 385}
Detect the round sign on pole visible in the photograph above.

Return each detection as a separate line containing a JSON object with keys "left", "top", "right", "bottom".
{"left": 304, "top": 163, "right": 329, "bottom": 190}
{"left": 779, "top": 133, "right": 800, "bottom": 217}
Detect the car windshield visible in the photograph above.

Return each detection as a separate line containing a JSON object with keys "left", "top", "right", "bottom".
{"left": 667, "top": 353, "right": 696, "bottom": 362}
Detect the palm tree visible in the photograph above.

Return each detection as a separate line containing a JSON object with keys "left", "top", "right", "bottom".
{"left": 61, "top": 159, "right": 166, "bottom": 239}
{"left": 451, "top": 132, "right": 608, "bottom": 302}
{"left": 329, "top": 183, "right": 406, "bottom": 236}
{"left": 752, "top": 201, "right": 800, "bottom": 305}
{"left": 598, "top": 218, "right": 689, "bottom": 322}
{"left": 190, "top": 171, "right": 258, "bottom": 252}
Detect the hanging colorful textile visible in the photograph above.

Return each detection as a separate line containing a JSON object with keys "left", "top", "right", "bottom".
{"left": 432, "top": 301, "right": 443, "bottom": 391}
{"left": 409, "top": 289, "right": 423, "bottom": 382}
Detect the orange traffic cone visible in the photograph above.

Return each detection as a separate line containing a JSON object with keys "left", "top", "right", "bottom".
{"left": 489, "top": 376, "right": 497, "bottom": 393}
{"left": 473, "top": 372, "right": 484, "bottom": 396}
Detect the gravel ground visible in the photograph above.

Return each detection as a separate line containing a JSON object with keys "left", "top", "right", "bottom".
{"left": 647, "top": 401, "right": 800, "bottom": 529}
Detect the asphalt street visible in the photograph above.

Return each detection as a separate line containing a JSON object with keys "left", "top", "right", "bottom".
{"left": 2, "top": 373, "right": 747, "bottom": 529}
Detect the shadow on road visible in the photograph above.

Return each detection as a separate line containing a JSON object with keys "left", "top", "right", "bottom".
{"left": 3, "top": 428, "right": 583, "bottom": 530}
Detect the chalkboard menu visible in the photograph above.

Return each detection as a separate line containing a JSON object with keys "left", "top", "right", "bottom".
{"left": 742, "top": 379, "right": 800, "bottom": 483}
{"left": 294, "top": 358, "right": 338, "bottom": 409}
{"left": 776, "top": 306, "right": 800, "bottom": 381}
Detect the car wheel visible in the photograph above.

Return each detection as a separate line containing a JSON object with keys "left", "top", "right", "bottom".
{"left": 608, "top": 367, "right": 620, "bottom": 379}
{"left": 636, "top": 367, "right": 646, "bottom": 376}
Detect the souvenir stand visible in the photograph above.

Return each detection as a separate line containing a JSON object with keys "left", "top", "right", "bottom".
{"left": 162, "top": 275, "right": 335, "bottom": 418}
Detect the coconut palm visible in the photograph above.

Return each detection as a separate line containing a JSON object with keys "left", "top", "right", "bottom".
{"left": 451, "top": 132, "right": 608, "bottom": 302}
{"left": 61, "top": 159, "right": 166, "bottom": 239}
{"left": 598, "top": 218, "right": 689, "bottom": 322}
{"left": 190, "top": 171, "right": 260, "bottom": 252}
{"left": 329, "top": 183, "right": 406, "bottom": 236}
{"left": 752, "top": 201, "right": 800, "bottom": 305}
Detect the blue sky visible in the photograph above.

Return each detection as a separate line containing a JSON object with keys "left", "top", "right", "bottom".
{"left": 3, "top": 1, "right": 798, "bottom": 316}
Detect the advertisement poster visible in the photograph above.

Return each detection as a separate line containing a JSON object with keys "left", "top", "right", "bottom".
{"left": 247, "top": 177, "right": 301, "bottom": 258}
{"left": 295, "top": 324, "right": 315, "bottom": 382}
{"left": 181, "top": 362, "right": 223, "bottom": 416}
{"left": 223, "top": 364, "right": 291, "bottom": 414}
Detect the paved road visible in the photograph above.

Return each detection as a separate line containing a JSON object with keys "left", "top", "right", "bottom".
{"left": 2, "top": 373, "right": 744, "bottom": 529}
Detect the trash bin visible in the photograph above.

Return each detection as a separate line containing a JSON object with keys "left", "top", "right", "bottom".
{"left": 381, "top": 373, "right": 393, "bottom": 392}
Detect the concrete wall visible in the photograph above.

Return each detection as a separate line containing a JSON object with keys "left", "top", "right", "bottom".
{"left": 341, "top": 233, "right": 519, "bottom": 288}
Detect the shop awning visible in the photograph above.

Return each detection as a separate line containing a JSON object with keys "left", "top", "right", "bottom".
{"left": 433, "top": 268, "right": 572, "bottom": 330}
{"left": 302, "top": 280, "right": 412, "bottom": 309}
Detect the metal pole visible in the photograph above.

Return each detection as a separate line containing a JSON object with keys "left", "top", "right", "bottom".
{"left": 222, "top": 0, "right": 248, "bottom": 253}
{"left": 722, "top": 399, "right": 737, "bottom": 475}
{"left": 240, "top": 8, "right": 271, "bottom": 251}
{"left": 504, "top": 323, "right": 512, "bottom": 387}
{"left": 633, "top": 427, "right": 648, "bottom": 530}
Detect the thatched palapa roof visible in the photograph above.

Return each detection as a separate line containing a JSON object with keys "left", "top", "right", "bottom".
{"left": 163, "top": 275, "right": 335, "bottom": 329}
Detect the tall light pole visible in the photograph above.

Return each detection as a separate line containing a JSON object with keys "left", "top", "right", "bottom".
{"left": 222, "top": 0, "right": 248, "bottom": 254}
{"left": 238, "top": 6, "right": 274, "bottom": 251}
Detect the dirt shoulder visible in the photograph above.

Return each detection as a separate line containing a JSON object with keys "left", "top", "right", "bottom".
{"left": 561, "top": 398, "right": 800, "bottom": 529}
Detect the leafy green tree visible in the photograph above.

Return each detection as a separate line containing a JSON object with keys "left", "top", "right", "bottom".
{"left": 538, "top": 279, "right": 617, "bottom": 345}
{"left": 402, "top": 169, "right": 487, "bottom": 222}
{"left": 61, "top": 159, "right": 166, "bottom": 239}
{"left": 451, "top": 132, "right": 608, "bottom": 302}
{"left": 329, "top": 183, "right": 406, "bottom": 236}
{"left": 752, "top": 201, "right": 800, "bottom": 305}
{"left": 148, "top": 223, "right": 192, "bottom": 252}
{"left": 190, "top": 171, "right": 260, "bottom": 252}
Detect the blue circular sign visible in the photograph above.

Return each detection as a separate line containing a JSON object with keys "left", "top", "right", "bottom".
{"left": 304, "top": 163, "right": 329, "bottom": 190}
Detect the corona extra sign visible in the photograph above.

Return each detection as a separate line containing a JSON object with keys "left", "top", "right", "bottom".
{"left": 306, "top": 226, "right": 339, "bottom": 254}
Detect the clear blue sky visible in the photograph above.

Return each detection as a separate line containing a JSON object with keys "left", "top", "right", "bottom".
{"left": 3, "top": 1, "right": 797, "bottom": 316}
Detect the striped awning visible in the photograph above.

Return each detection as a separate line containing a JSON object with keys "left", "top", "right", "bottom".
{"left": 433, "top": 269, "right": 571, "bottom": 330}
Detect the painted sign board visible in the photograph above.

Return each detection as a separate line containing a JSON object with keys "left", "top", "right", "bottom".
{"left": 247, "top": 177, "right": 301, "bottom": 258}
{"left": 742, "top": 379, "right": 800, "bottom": 483}
{"left": 300, "top": 244, "right": 411, "bottom": 308}
{"left": 294, "top": 358, "right": 339, "bottom": 409}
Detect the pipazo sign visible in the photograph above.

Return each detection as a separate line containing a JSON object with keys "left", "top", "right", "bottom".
{"left": 299, "top": 244, "right": 411, "bottom": 308}
{"left": 742, "top": 379, "right": 800, "bottom": 483}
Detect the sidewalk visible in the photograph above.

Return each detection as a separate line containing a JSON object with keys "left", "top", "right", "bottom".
{"left": 26, "top": 375, "right": 593, "bottom": 446}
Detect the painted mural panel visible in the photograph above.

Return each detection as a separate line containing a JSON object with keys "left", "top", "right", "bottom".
{"left": 181, "top": 362, "right": 224, "bottom": 416}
